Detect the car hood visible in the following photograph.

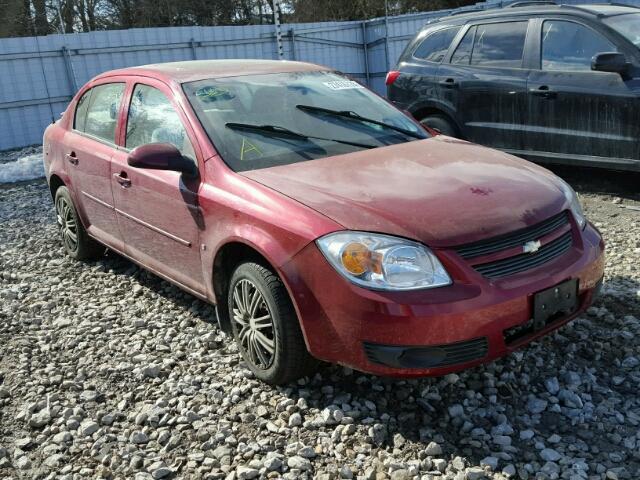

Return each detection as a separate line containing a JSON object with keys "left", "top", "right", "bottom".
{"left": 242, "top": 136, "right": 568, "bottom": 247}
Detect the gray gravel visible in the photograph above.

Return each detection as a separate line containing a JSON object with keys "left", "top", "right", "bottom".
{"left": 0, "top": 172, "right": 639, "bottom": 480}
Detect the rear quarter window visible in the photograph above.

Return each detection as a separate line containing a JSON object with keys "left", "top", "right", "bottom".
{"left": 413, "top": 26, "right": 461, "bottom": 63}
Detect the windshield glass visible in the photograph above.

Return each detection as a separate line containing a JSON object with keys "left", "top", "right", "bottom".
{"left": 604, "top": 13, "right": 640, "bottom": 47}
{"left": 183, "top": 71, "right": 427, "bottom": 172}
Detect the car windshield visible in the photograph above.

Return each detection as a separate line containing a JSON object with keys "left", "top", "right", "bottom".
{"left": 182, "top": 71, "right": 427, "bottom": 172}
{"left": 604, "top": 13, "right": 640, "bottom": 47}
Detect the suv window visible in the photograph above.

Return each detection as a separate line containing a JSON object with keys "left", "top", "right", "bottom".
{"left": 472, "top": 22, "right": 528, "bottom": 67}
{"left": 77, "top": 83, "right": 125, "bottom": 143}
{"left": 414, "top": 27, "right": 461, "bottom": 63}
{"left": 126, "top": 84, "right": 196, "bottom": 160}
{"left": 451, "top": 26, "right": 475, "bottom": 64}
{"left": 542, "top": 20, "right": 618, "bottom": 71}
{"left": 451, "top": 22, "right": 528, "bottom": 67}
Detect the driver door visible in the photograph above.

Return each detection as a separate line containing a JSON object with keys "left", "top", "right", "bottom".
{"left": 525, "top": 18, "right": 639, "bottom": 164}
{"left": 111, "top": 79, "right": 206, "bottom": 295}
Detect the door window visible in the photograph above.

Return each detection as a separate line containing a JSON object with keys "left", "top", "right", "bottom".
{"left": 471, "top": 22, "right": 528, "bottom": 67}
{"left": 126, "top": 84, "right": 196, "bottom": 161}
{"left": 76, "top": 83, "right": 125, "bottom": 143}
{"left": 542, "top": 20, "right": 618, "bottom": 71}
{"left": 413, "top": 26, "right": 461, "bottom": 63}
{"left": 451, "top": 26, "right": 475, "bottom": 64}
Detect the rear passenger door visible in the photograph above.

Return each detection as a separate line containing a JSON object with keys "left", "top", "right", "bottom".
{"left": 64, "top": 81, "right": 125, "bottom": 250}
{"left": 389, "top": 25, "right": 461, "bottom": 114}
{"left": 524, "top": 18, "right": 639, "bottom": 165}
{"left": 438, "top": 20, "right": 533, "bottom": 151}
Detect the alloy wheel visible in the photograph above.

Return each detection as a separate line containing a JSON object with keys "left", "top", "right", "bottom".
{"left": 231, "top": 279, "right": 276, "bottom": 369}
{"left": 55, "top": 196, "right": 78, "bottom": 252}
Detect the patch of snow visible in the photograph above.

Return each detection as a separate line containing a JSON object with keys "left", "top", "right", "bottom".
{"left": 0, "top": 149, "right": 44, "bottom": 184}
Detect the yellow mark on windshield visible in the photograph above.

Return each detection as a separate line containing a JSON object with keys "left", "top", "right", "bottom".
{"left": 240, "top": 137, "right": 261, "bottom": 161}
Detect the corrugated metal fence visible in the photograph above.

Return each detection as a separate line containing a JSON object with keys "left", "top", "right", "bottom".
{"left": 0, "top": 0, "right": 638, "bottom": 151}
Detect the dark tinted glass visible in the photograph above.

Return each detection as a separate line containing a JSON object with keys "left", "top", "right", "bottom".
{"left": 542, "top": 21, "right": 617, "bottom": 71}
{"left": 471, "top": 22, "right": 528, "bottom": 67}
{"left": 413, "top": 27, "right": 461, "bottom": 63}
{"left": 451, "top": 26, "right": 475, "bottom": 64}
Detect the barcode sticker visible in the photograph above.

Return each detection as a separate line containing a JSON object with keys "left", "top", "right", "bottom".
{"left": 323, "top": 80, "right": 364, "bottom": 90}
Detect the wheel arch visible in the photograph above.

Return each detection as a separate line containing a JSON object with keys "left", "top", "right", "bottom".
{"left": 409, "top": 100, "right": 463, "bottom": 138}
{"left": 211, "top": 240, "right": 285, "bottom": 334}
{"left": 49, "top": 174, "right": 65, "bottom": 200}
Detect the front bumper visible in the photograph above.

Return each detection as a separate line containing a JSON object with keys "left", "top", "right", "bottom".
{"left": 280, "top": 222, "right": 605, "bottom": 377}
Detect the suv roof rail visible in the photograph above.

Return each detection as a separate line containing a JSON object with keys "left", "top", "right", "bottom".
{"left": 607, "top": 2, "right": 640, "bottom": 8}
{"left": 506, "top": 1, "right": 557, "bottom": 8}
{"left": 448, "top": 7, "right": 486, "bottom": 16}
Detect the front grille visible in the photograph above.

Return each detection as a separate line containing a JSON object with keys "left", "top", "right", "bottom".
{"left": 455, "top": 211, "right": 570, "bottom": 259}
{"left": 363, "top": 337, "right": 488, "bottom": 369}
{"left": 473, "top": 231, "right": 573, "bottom": 279}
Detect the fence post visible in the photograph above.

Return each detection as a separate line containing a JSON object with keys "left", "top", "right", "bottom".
{"left": 61, "top": 46, "right": 78, "bottom": 93}
{"left": 272, "top": 0, "right": 284, "bottom": 59}
{"left": 361, "top": 21, "right": 370, "bottom": 87}
{"left": 190, "top": 38, "right": 198, "bottom": 60}
{"left": 383, "top": 6, "right": 391, "bottom": 72}
{"left": 289, "top": 28, "right": 296, "bottom": 60}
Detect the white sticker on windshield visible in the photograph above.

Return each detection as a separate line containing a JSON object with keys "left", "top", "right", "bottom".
{"left": 323, "top": 80, "right": 364, "bottom": 90}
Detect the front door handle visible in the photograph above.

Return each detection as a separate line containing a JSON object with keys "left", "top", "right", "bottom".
{"left": 530, "top": 86, "right": 558, "bottom": 99}
{"left": 439, "top": 78, "right": 458, "bottom": 88}
{"left": 113, "top": 171, "right": 131, "bottom": 188}
{"left": 65, "top": 152, "right": 78, "bottom": 165}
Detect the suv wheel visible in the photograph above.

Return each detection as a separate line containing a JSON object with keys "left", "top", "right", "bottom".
{"left": 54, "top": 186, "right": 103, "bottom": 260}
{"left": 228, "top": 262, "right": 317, "bottom": 385}
{"left": 421, "top": 115, "right": 458, "bottom": 137}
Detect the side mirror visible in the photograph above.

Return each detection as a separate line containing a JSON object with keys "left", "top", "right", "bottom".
{"left": 591, "top": 52, "right": 629, "bottom": 76}
{"left": 127, "top": 143, "right": 197, "bottom": 177}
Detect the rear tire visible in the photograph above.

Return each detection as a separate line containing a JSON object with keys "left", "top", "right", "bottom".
{"left": 54, "top": 186, "right": 103, "bottom": 260}
{"left": 228, "top": 262, "right": 317, "bottom": 385}
{"left": 420, "top": 114, "right": 458, "bottom": 137}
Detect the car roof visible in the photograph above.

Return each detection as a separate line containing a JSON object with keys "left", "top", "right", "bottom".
{"left": 96, "top": 59, "right": 329, "bottom": 84}
{"left": 432, "top": 2, "right": 640, "bottom": 25}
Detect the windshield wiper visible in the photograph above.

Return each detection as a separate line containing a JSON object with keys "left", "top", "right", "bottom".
{"left": 295, "top": 104, "right": 425, "bottom": 139}
{"left": 225, "top": 122, "right": 376, "bottom": 149}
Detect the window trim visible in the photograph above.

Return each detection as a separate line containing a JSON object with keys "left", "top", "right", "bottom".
{"left": 445, "top": 18, "right": 535, "bottom": 71}
{"left": 411, "top": 25, "right": 461, "bottom": 63}
{"left": 538, "top": 17, "right": 620, "bottom": 73}
{"left": 71, "top": 81, "right": 126, "bottom": 148}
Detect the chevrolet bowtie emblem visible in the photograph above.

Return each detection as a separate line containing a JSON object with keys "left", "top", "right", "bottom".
{"left": 523, "top": 240, "right": 542, "bottom": 254}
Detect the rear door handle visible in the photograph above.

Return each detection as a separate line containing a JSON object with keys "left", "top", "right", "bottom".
{"left": 113, "top": 171, "right": 131, "bottom": 188}
{"left": 439, "top": 78, "right": 458, "bottom": 88}
{"left": 65, "top": 152, "right": 78, "bottom": 165}
{"left": 530, "top": 86, "right": 557, "bottom": 99}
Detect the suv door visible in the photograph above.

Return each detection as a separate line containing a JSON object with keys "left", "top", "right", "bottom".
{"left": 110, "top": 79, "right": 205, "bottom": 296}
{"left": 63, "top": 81, "right": 125, "bottom": 250}
{"left": 437, "top": 19, "right": 533, "bottom": 151}
{"left": 524, "top": 18, "right": 639, "bottom": 167}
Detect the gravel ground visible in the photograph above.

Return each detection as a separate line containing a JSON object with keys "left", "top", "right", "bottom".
{"left": 0, "top": 166, "right": 639, "bottom": 480}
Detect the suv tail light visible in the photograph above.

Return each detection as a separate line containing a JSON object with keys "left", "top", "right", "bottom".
{"left": 385, "top": 71, "right": 401, "bottom": 86}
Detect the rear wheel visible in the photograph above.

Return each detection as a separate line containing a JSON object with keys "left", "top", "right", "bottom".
{"left": 420, "top": 114, "right": 458, "bottom": 137}
{"left": 54, "top": 186, "right": 103, "bottom": 260}
{"left": 228, "top": 262, "right": 317, "bottom": 385}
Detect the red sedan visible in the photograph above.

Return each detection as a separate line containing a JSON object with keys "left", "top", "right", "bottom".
{"left": 43, "top": 60, "right": 605, "bottom": 385}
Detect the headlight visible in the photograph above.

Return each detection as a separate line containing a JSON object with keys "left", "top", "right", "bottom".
{"left": 316, "top": 232, "right": 451, "bottom": 291}
{"left": 559, "top": 180, "right": 586, "bottom": 230}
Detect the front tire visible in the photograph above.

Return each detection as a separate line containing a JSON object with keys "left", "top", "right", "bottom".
{"left": 228, "top": 262, "right": 317, "bottom": 385}
{"left": 54, "top": 186, "right": 103, "bottom": 260}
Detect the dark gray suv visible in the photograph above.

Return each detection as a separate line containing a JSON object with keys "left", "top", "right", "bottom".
{"left": 387, "top": 2, "right": 640, "bottom": 171}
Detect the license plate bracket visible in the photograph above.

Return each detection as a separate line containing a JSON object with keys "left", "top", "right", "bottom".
{"left": 533, "top": 279, "right": 578, "bottom": 331}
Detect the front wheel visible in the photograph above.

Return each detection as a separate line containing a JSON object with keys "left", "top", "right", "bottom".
{"left": 228, "top": 262, "right": 317, "bottom": 385}
{"left": 54, "top": 186, "right": 103, "bottom": 260}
